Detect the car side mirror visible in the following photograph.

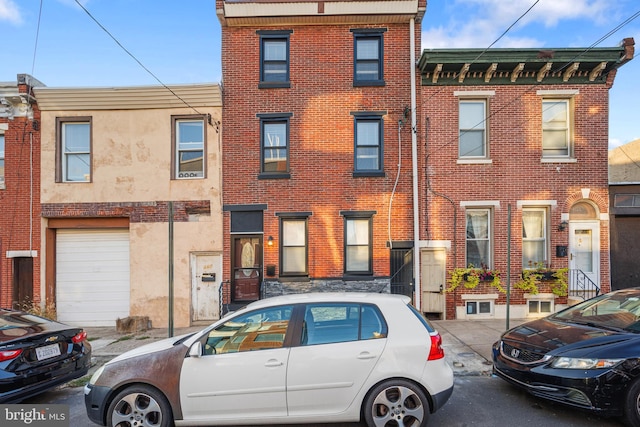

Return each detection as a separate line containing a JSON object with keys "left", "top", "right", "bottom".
{"left": 189, "top": 341, "right": 203, "bottom": 358}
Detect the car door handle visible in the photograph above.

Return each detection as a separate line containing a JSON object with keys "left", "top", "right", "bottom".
{"left": 357, "top": 352, "right": 377, "bottom": 360}
{"left": 265, "top": 359, "right": 284, "bottom": 367}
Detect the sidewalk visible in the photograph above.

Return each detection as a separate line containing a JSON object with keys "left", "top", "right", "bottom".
{"left": 84, "top": 318, "right": 528, "bottom": 376}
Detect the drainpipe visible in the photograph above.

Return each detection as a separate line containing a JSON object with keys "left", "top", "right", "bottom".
{"left": 410, "top": 18, "right": 420, "bottom": 309}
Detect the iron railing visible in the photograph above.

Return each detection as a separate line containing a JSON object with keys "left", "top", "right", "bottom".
{"left": 568, "top": 269, "right": 600, "bottom": 301}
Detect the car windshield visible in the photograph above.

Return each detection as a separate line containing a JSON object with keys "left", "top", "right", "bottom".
{"left": 554, "top": 290, "right": 640, "bottom": 332}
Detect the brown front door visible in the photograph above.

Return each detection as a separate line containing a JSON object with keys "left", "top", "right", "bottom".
{"left": 12, "top": 257, "right": 34, "bottom": 310}
{"left": 232, "top": 236, "right": 262, "bottom": 302}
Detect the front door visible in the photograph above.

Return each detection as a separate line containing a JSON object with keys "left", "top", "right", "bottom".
{"left": 12, "top": 257, "right": 33, "bottom": 310}
{"left": 232, "top": 236, "right": 262, "bottom": 302}
{"left": 191, "top": 253, "right": 222, "bottom": 322}
{"left": 390, "top": 247, "right": 413, "bottom": 298}
{"left": 569, "top": 222, "right": 600, "bottom": 291}
{"left": 421, "top": 249, "right": 446, "bottom": 317}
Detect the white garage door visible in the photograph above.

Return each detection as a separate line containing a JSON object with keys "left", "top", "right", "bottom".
{"left": 56, "top": 229, "right": 130, "bottom": 327}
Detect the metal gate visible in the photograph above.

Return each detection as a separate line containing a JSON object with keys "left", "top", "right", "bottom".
{"left": 390, "top": 247, "right": 413, "bottom": 299}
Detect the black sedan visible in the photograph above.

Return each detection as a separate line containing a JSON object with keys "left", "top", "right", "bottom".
{"left": 0, "top": 308, "right": 92, "bottom": 403}
{"left": 493, "top": 288, "right": 640, "bottom": 426}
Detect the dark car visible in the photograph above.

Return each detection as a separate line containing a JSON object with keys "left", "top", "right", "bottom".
{"left": 0, "top": 308, "right": 92, "bottom": 403}
{"left": 493, "top": 288, "right": 640, "bottom": 426}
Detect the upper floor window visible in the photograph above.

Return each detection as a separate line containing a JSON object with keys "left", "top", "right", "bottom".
{"left": 522, "top": 207, "right": 548, "bottom": 268}
{"left": 542, "top": 99, "right": 571, "bottom": 158}
{"left": 259, "top": 113, "right": 291, "bottom": 177}
{"left": 259, "top": 30, "right": 292, "bottom": 88}
{"left": 0, "top": 134, "right": 4, "bottom": 188}
{"left": 280, "top": 215, "right": 309, "bottom": 276}
{"left": 459, "top": 100, "right": 487, "bottom": 158}
{"left": 352, "top": 29, "right": 385, "bottom": 86}
{"left": 172, "top": 116, "right": 206, "bottom": 179}
{"left": 353, "top": 112, "right": 384, "bottom": 176}
{"left": 342, "top": 211, "right": 374, "bottom": 275}
{"left": 56, "top": 117, "right": 91, "bottom": 182}
{"left": 466, "top": 208, "right": 491, "bottom": 268}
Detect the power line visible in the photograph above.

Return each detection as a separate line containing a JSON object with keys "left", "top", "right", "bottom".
{"left": 30, "top": 0, "right": 43, "bottom": 76}
{"left": 73, "top": 0, "right": 207, "bottom": 118}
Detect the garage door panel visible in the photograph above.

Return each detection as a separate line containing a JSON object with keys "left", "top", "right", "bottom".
{"left": 56, "top": 229, "right": 130, "bottom": 327}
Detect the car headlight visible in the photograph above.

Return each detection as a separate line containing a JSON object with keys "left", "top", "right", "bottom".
{"left": 88, "top": 365, "right": 105, "bottom": 385}
{"left": 551, "top": 357, "right": 623, "bottom": 369}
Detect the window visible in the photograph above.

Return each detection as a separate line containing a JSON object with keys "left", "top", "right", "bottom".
{"left": 614, "top": 194, "right": 640, "bottom": 207}
{"left": 466, "top": 301, "right": 492, "bottom": 315}
{"left": 528, "top": 300, "right": 553, "bottom": 315}
{"left": 466, "top": 209, "right": 491, "bottom": 268}
{"left": 202, "top": 305, "right": 293, "bottom": 355}
{"left": 0, "top": 134, "right": 4, "bottom": 188}
{"left": 353, "top": 113, "right": 384, "bottom": 175}
{"left": 259, "top": 114, "right": 291, "bottom": 175}
{"left": 56, "top": 117, "right": 91, "bottom": 182}
{"left": 173, "top": 116, "right": 206, "bottom": 179}
{"left": 259, "top": 30, "right": 291, "bottom": 88}
{"left": 302, "top": 303, "right": 387, "bottom": 346}
{"left": 280, "top": 216, "right": 308, "bottom": 276}
{"left": 542, "top": 99, "right": 571, "bottom": 157}
{"left": 342, "top": 212, "right": 374, "bottom": 275}
{"left": 459, "top": 100, "right": 487, "bottom": 158}
{"left": 353, "top": 30, "right": 385, "bottom": 86}
{"left": 522, "top": 208, "right": 548, "bottom": 268}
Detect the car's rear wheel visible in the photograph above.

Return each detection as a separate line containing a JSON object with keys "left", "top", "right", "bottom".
{"left": 624, "top": 378, "right": 640, "bottom": 427}
{"left": 107, "top": 384, "right": 173, "bottom": 427}
{"left": 363, "top": 379, "right": 430, "bottom": 427}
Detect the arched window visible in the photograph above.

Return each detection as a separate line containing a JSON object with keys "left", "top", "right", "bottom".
{"left": 569, "top": 201, "right": 598, "bottom": 220}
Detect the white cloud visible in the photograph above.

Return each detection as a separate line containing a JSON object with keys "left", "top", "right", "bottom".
{"left": 0, "top": 0, "right": 22, "bottom": 25}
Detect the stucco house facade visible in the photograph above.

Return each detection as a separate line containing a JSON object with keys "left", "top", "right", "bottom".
{"left": 33, "top": 84, "right": 223, "bottom": 327}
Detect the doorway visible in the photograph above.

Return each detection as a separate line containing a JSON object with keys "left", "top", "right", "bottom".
{"left": 191, "top": 253, "right": 222, "bottom": 322}
{"left": 568, "top": 221, "right": 600, "bottom": 291}
{"left": 12, "top": 257, "right": 33, "bottom": 310}
{"left": 420, "top": 248, "right": 446, "bottom": 318}
{"left": 231, "top": 235, "right": 263, "bottom": 302}
{"left": 390, "top": 247, "right": 413, "bottom": 299}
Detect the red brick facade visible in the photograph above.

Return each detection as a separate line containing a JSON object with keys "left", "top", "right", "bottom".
{"left": 0, "top": 76, "right": 41, "bottom": 309}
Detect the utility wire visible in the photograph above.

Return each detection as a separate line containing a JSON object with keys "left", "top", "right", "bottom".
{"left": 73, "top": 0, "right": 207, "bottom": 118}
{"left": 31, "top": 0, "right": 43, "bottom": 76}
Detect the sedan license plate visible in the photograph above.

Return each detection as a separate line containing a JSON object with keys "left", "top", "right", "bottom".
{"left": 36, "top": 343, "right": 61, "bottom": 361}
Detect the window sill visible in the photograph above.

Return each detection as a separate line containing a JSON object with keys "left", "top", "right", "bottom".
{"left": 353, "top": 171, "right": 385, "bottom": 178}
{"left": 457, "top": 158, "right": 492, "bottom": 165}
{"left": 258, "top": 172, "right": 291, "bottom": 180}
{"left": 540, "top": 157, "right": 577, "bottom": 163}
{"left": 353, "top": 80, "right": 385, "bottom": 87}
{"left": 259, "top": 82, "right": 291, "bottom": 89}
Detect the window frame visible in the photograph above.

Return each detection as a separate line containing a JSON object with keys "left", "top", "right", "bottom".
{"left": 171, "top": 115, "right": 207, "bottom": 180}
{"left": 522, "top": 207, "right": 549, "bottom": 269}
{"left": 458, "top": 99, "right": 488, "bottom": 159}
{"left": 465, "top": 208, "right": 492, "bottom": 269}
{"left": 258, "top": 113, "right": 292, "bottom": 178}
{"left": 258, "top": 30, "right": 292, "bottom": 89}
{"left": 352, "top": 29, "right": 386, "bottom": 87}
{"left": 352, "top": 112, "right": 385, "bottom": 177}
{"left": 278, "top": 213, "right": 310, "bottom": 277}
{"left": 56, "top": 116, "right": 92, "bottom": 183}
{"left": 342, "top": 211, "right": 374, "bottom": 276}
{"left": 541, "top": 98, "right": 572, "bottom": 158}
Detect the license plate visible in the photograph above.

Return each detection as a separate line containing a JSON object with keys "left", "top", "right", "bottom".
{"left": 36, "top": 343, "right": 61, "bottom": 361}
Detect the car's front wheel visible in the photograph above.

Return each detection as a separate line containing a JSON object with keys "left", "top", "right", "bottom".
{"left": 107, "top": 384, "right": 173, "bottom": 427}
{"left": 363, "top": 379, "right": 430, "bottom": 427}
{"left": 624, "top": 378, "right": 640, "bottom": 427}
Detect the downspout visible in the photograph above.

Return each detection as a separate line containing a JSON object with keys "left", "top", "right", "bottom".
{"left": 410, "top": 18, "right": 420, "bottom": 309}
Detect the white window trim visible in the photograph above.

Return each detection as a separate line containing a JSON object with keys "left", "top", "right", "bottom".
{"left": 524, "top": 293, "right": 555, "bottom": 317}
{"left": 461, "top": 294, "right": 497, "bottom": 319}
{"left": 461, "top": 201, "right": 500, "bottom": 208}
{"left": 454, "top": 90, "right": 496, "bottom": 97}
{"left": 516, "top": 200, "right": 556, "bottom": 209}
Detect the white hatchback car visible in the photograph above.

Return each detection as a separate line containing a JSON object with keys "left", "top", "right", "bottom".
{"left": 85, "top": 293, "right": 454, "bottom": 427}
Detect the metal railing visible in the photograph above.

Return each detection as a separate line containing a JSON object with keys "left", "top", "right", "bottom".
{"left": 568, "top": 269, "right": 600, "bottom": 301}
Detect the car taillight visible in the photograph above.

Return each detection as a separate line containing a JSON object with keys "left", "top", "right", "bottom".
{"left": 428, "top": 333, "right": 445, "bottom": 361}
{"left": 72, "top": 331, "right": 88, "bottom": 344}
{"left": 0, "top": 349, "right": 23, "bottom": 362}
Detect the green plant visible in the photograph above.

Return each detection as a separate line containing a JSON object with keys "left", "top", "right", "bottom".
{"left": 447, "top": 264, "right": 505, "bottom": 293}
{"left": 514, "top": 261, "right": 568, "bottom": 296}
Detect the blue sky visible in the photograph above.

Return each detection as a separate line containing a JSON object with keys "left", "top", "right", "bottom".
{"left": 1, "top": 0, "right": 638, "bottom": 147}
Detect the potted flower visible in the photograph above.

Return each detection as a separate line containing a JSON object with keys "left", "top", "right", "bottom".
{"left": 447, "top": 263, "right": 505, "bottom": 293}
{"left": 515, "top": 261, "right": 568, "bottom": 296}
